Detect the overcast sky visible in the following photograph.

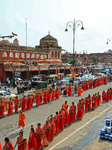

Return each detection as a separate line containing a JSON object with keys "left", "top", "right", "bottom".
{"left": 0, "top": 0, "right": 112, "bottom": 54}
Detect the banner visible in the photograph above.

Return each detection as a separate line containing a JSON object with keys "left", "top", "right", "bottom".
{"left": 14, "top": 71, "right": 21, "bottom": 78}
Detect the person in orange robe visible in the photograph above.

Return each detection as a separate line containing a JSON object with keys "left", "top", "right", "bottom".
{"left": 43, "top": 120, "right": 51, "bottom": 142}
{"left": 98, "top": 92, "right": 102, "bottom": 105}
{"left": 3, "top": 137, "right": 14, "bottom": 150}
{"left": 56, "top": 87, "right": 60, "bottom": 99}
{"left": 88, "top": 95, "right": 91, "bottom": 111}
{"left": 35, "top": 123, "right": 43, "bottom": 150}
{"left": 92, "top": 95, "right": 95, "bottom": 110}
{"left": 18, "top": 110, "right": 25, "bottom": 131}
{"left": 49, "top": 116, "right": 56, "bottom": 141}
{"left": 39, "top": 92, "right": 42, "bottom": 104}
{"left": 14, "top": 96, "right": 19, "bottom": 113}
{"left": 31, "top": 94, "right": 35, "bottom": 107}
{"left": 58, "top": 110, "right": 63, "bottom": 132}
{"left": 7, "top": 98, "right": 13, "bottom": 116}
{"left": 71, "top": 102, "right": 76, "bottom": 121}
{"left": 0, "top": 142, "right": 2, "bottom": 150}
{"left": 51, "top": 88, "right": 55, "bottom": 101}
{"left": 94, "top": 93, "right": 98, "bottom": 108}
{"left": 21, "top": 95, "right": 27, "bottom": 111}
{"left": 69, "top": 105, "right": 74, "bottom": 124}
{"left": 14, "top": 131, "right": 28, "bottom": 150}
{"left": 28, "top": 126, "right": 36, "bottom": 150}
{"left": 68, "top": 85, "right": 72, "bottom": 96}
{"left": 102, "top": 90, "right": 106, "bottom": 102}
{"left": 44, "top": 91, "right": 48, "bottom": 103}
{"left": 27, "top": 95, "right": 32, "bottom": 110}
{"left": 62, "top": 101, "right": 68, "bottom": 112}
{"left": 77, "top": 85, "right": 81, "bottom": 96}
{"left": 47, "top": 91, "right": 51, "bottom": 102}
{"left": 54, "top": 112, "right": 59, "bottom": 135}
{"left": 77, "top": 100, "right": 84, "bottom": 120}
{"left": 35, "top": 93, "right": 40, "bottom": 106}
{"left": 0, "top": 99, "right": 6, "bottom": 118}
{"left": 85, "top": 97, "right": 88, "bottom": 112}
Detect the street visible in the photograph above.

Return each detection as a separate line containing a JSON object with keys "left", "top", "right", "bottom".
{"left": 0, "top": 82, "right": 112, "bottom": 150}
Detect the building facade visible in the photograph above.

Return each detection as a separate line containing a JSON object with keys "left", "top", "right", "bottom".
{"left": 0, "top": 33, "right": 71, "bottom": 82}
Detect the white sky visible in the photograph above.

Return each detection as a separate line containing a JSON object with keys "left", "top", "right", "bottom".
{"left": 0, "top": 0, "right": 112, "bottom": 54}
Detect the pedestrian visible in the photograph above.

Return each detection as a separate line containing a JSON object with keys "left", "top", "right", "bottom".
{"left": 3, "top": 137, "right": 14, "bottom": 150}
{"left": 14, "top": 96, "right": 19, "bottom": 113}
{"left": 18, "top": 110, "right": 25, "bottom": 131}
{"left": 28, "top": 126, "right": 37, "bottom": 150}
{"left": 7, "top": 79, "right": 10, "bottom": 88}
{"left": 14, "top": 131, "right": 28, "bottom": 150}
{"left": 7, "top": 98, "right": 13, "bottom": 116}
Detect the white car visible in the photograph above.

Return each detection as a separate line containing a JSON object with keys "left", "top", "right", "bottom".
{"left": 0, "top": 91, "right": 16, "bottom": 98}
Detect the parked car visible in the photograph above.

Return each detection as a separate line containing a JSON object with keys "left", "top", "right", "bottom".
{"left": 0, "top": 91, "right": 16, "bottom": 98}
{"left": 17, "top": 80, "right": 32, "bottom": 94}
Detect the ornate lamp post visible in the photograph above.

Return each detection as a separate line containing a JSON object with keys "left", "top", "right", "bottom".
{"left": 106, "top": 38, "right": 112, "bottom": 44}
{"left": 0, "top": 32, "right": 17, "bottom": 39}
{"left": 65, "top": 18, "right": 84, "bottom": 69}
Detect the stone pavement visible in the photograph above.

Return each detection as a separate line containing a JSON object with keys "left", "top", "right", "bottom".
{"left": 0, "top": 82, "right": 112, "bottom": 149}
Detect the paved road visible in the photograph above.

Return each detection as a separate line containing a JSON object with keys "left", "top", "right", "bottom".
{"left": 0, "top": 82, "right": 112, "bottom": 149}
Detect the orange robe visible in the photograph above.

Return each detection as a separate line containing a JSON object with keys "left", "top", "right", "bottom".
{"left": 27, "top": 96, "right": 32, "bottom": 110}
{"left": 7, "top": 100, "right": 13, "bottom": 115}
{"left": 17, "top": 136, "right": 28, "bottom": 150}
{"left": 43, "top": 123, "right": 51, "bottom": 142}
{"left": 50, "top": 121, "right": 56, "bottom": 141}
{"left": 4, "top": 142, "right": 14, "bottom": 150}
{"left": 28, "top": 132, "right": 36, "bottom": 150}
{"left": 0, "top": 100, "right": 5, "bottom": 118}
{"left": 44, "top": 92, "right": 48, "bottom": 103}
{"left": 54, "top": 114, "right": 59, "bottom": 135}
{"left": 14, "top": 98, "right": 19, "bottom": 113}
{"left": 18, "top": 112, "right": 25, "bottom": 127}
{"left": 21, "top": 97, "right": 27, "bottom": 111}
{"left": 35, "top": 127, "right": 43, "bottom": 150}
{"left": 0, "top": 142, "right": 2, "bottom": 150}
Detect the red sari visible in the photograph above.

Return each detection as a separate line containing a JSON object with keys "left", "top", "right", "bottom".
{"left": 28, "top": 132, "right": 36, "bottom": 150}
{"left": 21, "top": 97, "right": 27, "bottom": 111}
{"left": 50, "top": 120, "right": 56, "bottom": 141}
{"left": 92, "top": 96, "right": 95, "bottom": 110}
{"left": 35, "top": 127, "right": 43, "bottom": 150}
{"left": 4, "top": 142, "right": 14, "bottom": 150}
{"left": 0, "top": 142, "right": 2, "bottom": 150}
{"left": 35, "top": 94, "right": 40, "bottom": 106}
{"left": 17, "top": 136, "right": 28, "bottom": 150}
{"left": 0, "top": 100, "right": 5, "bottom": 118}
{"left": 77, "top": 102, "right": 84, "bottom": 120}
{"left": 27, "top": 96, "right": 32, "bottom": 110}
{"left": 54, "top": 114, "right": 59, "bottom": 135}
{"left": 43, "top": 123, "right": 51, "bottom": 142}
{"left": 14, "top": 97, "right": 19, "bottom": 113}
{"left": 69, "top": 106, "right": 74, "bottom": 124}
{"left": 7, "top": 100, "right": 13, "bottom": 115}
{"left": 44, "top": 92, "right": 48, "bottom": 103}
{"left": 68, "top": 86, "right": 72, "bottom": 96}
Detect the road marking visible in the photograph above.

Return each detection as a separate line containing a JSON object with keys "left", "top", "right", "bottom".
{"left": 49, "top": 105, "right": 112, "bottom": 150}
{"left": 8, "top": 122, "right": 36, "bottom": 135}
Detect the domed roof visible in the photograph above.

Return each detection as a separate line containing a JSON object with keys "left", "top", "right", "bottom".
{"left": 40, "top": 32, "right": 57, "bottom": 41}
{"left": 13, "top": 38, "right": 19, "bottom": 43}
{"left": 0, "top": 40, "right": 10, "bottom": 43}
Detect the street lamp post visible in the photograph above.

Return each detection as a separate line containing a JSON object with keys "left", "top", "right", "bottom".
{"left": 65, "top": 18, "right": 84, "bottom": 69}
{"left": 106, "top": 38, "right": 112, "bottom": 44}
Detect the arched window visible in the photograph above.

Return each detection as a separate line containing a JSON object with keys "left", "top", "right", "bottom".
{"left": 58, "top": 52, "right": 60, "bottom": 59}
{"left": 52, "top": 51, "right": 53, "bottom": 58}
{"left": 55, "top": 51, "right": 57, "bottom": 58}
{"left": 9, "top": 52, "right": 13, "bottom": 58}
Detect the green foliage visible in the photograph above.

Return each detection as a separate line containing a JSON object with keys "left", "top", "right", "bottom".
{"left": 66, "top": 58, "right": 78, "bottom": 65}
{"left": 91, "top": 56, "right": 98, "bottom": 64}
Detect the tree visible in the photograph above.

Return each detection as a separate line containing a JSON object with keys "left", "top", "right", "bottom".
{"left": 91, "top": 56, "right": 98, "bottom": 64}
{"left": 66, "top": 58, "right": 78, "bottom": 65}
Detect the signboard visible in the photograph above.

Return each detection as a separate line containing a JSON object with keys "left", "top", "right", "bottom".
{"left": 14, "top": 71, "right": 21, "bottom": 78}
